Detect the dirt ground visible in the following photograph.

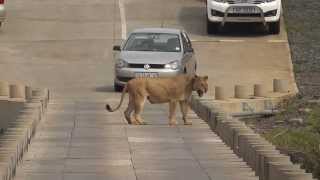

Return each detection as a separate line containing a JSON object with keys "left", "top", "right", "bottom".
{"left": 283, "top": 0, "right": 320, "bottom": 99}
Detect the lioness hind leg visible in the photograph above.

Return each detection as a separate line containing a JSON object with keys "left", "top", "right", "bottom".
{"left": 179, "top": 100, "right": 192, "bottom": 125}
{"left": 133, "top": 95, "right": 147, "bottom": 125}
{"left": 124, "top": 95, "right": 134, "bottom": 124}
{"left": 169, "top": 101, "right": 177, "bottom": 126}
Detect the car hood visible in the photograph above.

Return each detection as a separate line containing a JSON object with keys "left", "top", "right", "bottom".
{"left": 119, "top": 51, "right": 182, "bottom": 64}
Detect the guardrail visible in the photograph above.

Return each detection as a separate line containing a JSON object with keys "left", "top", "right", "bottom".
{"left": 0, "top": 81, "right": 49, "bottom": 180}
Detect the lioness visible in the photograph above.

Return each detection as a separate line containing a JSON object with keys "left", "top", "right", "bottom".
{"left": 106, "top": 74, "right": 208, "bottom": 125}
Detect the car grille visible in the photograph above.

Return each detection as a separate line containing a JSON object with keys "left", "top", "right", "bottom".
{"left": 227, "top": 13, "right": 261, "bottom": 17}
{"left": 227, "top": 0, "right": 264, "bottom": 4}
{"left": 128, "top": 64, "right": 165, "bottom": 69}
{"left": 117, "top": 76, "right": 133, "bottom": 82}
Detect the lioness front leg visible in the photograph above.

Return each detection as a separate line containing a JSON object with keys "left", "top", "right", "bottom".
{"left": 169, "top": 101, "right": 177, "bottom": 126}
{"left": 179, "top": 100, "right": 192, "bottom": 125}
{"left": 133, "top": 95, "right": 147, "bottom": 125}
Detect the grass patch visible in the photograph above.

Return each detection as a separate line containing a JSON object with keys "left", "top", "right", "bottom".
{"left": 263, "top": 101, "right": 320, "bottom": 178}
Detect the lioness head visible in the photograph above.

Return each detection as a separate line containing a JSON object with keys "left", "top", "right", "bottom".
{"left": 192, "top": 75, "right": 208, "bottom": 97}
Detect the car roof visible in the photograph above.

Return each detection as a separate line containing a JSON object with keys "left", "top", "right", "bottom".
{"left": 131, "top": 28, "right": 182, "bottom": 35}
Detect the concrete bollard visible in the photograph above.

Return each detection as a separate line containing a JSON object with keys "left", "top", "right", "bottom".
{"left": 273, "top": 79, "right": 290, "bottom": 93}
{"left": 234, "top": 85, "right": 251, "bottom": 99}
{"left": 283, "top": 172, "right": 313, "bottom": 180}
{"left": 0, "top": 98, "right": 10, "bottom": 131}
{"left": 0, "top": 82, "right": 10, "bottom": 132}
{"left": 32, "top": 89, "right": 43, "bottom": 97}
{"left": 254, "top": 84, "right": 268, "bottom": 97}
{"left": 215, "top": 86, "right": 228, "bottom": 100}
{"left": 25, "top": 86, "right": 33, "bottom": 101}
{"left": 0, "top": 81, "right": 9, "bottom": 97}
{"left": 9, "top": 84, "right": 26, "bottom": 99}
{"left": 6, "top": 84, "right": 26, "bottom": 131}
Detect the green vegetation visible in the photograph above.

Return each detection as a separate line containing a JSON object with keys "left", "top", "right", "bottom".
{"left": 264, "top": 102, "right": 320, "bottom": 178}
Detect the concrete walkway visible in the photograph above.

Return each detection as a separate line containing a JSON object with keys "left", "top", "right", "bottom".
{"left": 14, "top": 100, "right": 259, "bottom": 180}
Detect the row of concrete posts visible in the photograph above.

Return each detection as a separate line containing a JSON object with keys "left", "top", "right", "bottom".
{"left": 215, "top": 79, "right": 290, "bottom": 100}
{"left": 0, "top": 81, "right": 34, "bottom": 130}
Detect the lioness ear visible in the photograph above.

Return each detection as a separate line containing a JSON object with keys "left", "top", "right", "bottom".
{"left": 203, "top": 76, "right": 208, "bottom": 81}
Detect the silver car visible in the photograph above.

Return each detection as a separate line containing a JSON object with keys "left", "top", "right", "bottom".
{"left": 112, "top": 28, "right": 197, "bottom": 91}
{"left": 0, "top": 0, "right": 5, "bottom": 27}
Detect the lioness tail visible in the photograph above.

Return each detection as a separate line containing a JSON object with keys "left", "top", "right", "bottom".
{"left": 105, "top": 85, "right": 127, "bottom": 112}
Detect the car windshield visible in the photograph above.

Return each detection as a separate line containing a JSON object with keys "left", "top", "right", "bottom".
{"left": 123, "top": 33, "right": 181, "bottom": 52}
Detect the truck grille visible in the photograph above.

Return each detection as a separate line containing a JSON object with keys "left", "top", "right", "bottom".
{"left": 227, "top": 13, "right": 261, "bottom": 17}
{"left": 227, "top": 0, "right": 264, "bottom": 4}
{"left": 128, "top": 64, "right": 165, "bottom": 69}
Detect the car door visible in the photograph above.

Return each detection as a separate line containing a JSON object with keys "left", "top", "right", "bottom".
{"left": 181, "top": 33, "right": 192, "bottom": 74}
{"left": 181, "top": 32, "right": 196, "bottom": 74}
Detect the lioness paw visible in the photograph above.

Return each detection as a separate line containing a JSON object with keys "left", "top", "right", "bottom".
{"left": 169, "top": 121, "right": 178, "bottom": 126}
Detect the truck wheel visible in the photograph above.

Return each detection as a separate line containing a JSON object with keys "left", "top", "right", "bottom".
{"left": 114, "top": 83, "right": 123, "bottom": 92}
{"left": 268, "top": 20, "right": 280, "bottom": 34}
{"left": 207, "top": 18, "right": 219, "bottom": 34}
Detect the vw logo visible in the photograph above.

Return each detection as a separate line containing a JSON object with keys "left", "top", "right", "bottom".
{"left": 144, "top": 64, "right": 150, "bottom": 70}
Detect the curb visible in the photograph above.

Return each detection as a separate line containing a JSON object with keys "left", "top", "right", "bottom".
{"left": 190, "top": 94, "right": 314, "bottom": 180}
{"left": 0, "top": 88, "right": 49, "bottom": 180}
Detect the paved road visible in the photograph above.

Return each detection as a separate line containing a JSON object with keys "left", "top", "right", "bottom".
{"left": 0, "top": 0, "right": 296, "bottom": 100}
{"left": 0, "top": 0, "right": 296, "bottom": 179}
{"left": 14, "top": 101, "right": 259, "bottom": 180}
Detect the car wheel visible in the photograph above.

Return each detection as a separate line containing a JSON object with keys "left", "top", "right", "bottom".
{"left": 114, "top": 83, "right": 123, "bottom": 92}
{"left": 268, "top": 20, "right": 280, "bottom": 34}
{"left": 207, "top": 18, "right": 219, "bottom": 34}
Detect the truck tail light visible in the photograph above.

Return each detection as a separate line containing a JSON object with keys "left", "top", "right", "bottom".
{"left": 0, "top": 0, "right": 4, "bottom": 4}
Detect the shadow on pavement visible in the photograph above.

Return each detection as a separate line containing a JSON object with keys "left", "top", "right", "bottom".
{"left": 94, "top": 85, "right": 114, "bottom": 93}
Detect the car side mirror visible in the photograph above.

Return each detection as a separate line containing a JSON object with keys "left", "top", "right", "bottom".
{"left": 185, "top": 47, "right": 194, "bottom": 53}
{"left": 113, "top": 45, "right": 121, "bottom": 51}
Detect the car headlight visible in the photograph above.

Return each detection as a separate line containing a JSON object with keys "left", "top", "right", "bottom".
{"left": 116, "top": 59, "right": 128, "bottom": 68}
{"left": 164, "top": 61, "right": 180, "bottom": 70}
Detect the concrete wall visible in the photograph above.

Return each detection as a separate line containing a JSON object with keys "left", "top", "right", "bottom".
{"left": 190, "top": 94, "right": 315, "bottom": 180}
{"left": 0, "top": 83, "right": 32, "bottom": 131}
{"left": 0, "top": 82, "right": 50, "bottom": 180}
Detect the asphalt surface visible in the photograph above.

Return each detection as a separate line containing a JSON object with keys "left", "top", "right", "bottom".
{"left": 0, "top": 0, "right": 297, "bottom": 179}
{"left": 0, "top": 0, "right": 296, "bottom": 100}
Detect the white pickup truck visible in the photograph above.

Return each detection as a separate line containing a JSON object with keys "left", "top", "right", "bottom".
{"left": 206, "top": 0, "right": 281, "bottom": 34}
{"left": 0, "top": 0, "right": 6, "bottom": 27}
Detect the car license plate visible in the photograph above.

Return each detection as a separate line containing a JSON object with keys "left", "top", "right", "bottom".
{"left": 230, "top": 7, "right": 259, "bottom": 14}
{"left": 135, "top": 72, "right": 159, "bottom": 78}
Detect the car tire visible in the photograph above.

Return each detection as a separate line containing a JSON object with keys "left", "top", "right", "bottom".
{"left": 268, "top": 20, "right": 280, "bottom": 34}
{"left": 207, "top": 18, "right": 219, "bottom": 34}
{"left": 114, "top": 83, "right": 123, "bottom": 92}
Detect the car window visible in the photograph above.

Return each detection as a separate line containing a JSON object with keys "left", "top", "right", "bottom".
{"left": 181, "top": 32, "right": 192, "bottom": 49}
{"left": 123, "top": 33, "right": 181, "bottom": 52}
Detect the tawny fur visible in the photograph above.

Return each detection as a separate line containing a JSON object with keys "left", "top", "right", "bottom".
{"left": 106, "top": 74, "right": 208, "bottom": 126}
